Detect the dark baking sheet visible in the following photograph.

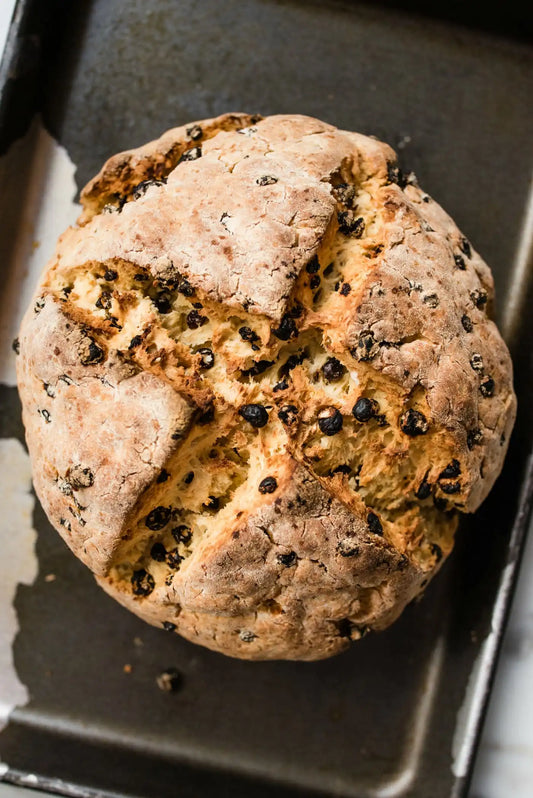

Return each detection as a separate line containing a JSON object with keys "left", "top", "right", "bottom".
{"left": 1, "top": 1, "right": 532, "bottom": 797}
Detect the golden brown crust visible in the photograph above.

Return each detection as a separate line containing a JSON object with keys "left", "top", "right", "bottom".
{"left": 98, "top": 461, "right": 427, "bottom": 660}
{"left": 79, "top": 112, "right": 261, "bottom": 223}
{"left": 17, "top": 297, "right": 194, "bottom": 576}
{"left": 16, "top": 113, "right": 516, "bottom": 660}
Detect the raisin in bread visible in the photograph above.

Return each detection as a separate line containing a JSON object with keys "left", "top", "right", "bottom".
{"left": 16, "top": 113, "right": 516, "bottom": 660}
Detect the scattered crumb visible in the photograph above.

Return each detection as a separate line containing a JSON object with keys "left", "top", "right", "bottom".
{"left": 156, "top": 667, "right": 182, "bottom": 692}
{"left": 133, "top": 636, "right": 144, "bottom": 647}
{"left": 44, "top": 573, "right": 56, "bottom": 582}
{"left": 123, "top": 664, "right": 132, "bottom": 674}
{"left": 397, "top": 135, "right": 412, "bottom": 150}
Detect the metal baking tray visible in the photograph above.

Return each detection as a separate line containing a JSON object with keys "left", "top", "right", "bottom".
{"left": 0, "top": 1, "right": 532, "bottom": 796}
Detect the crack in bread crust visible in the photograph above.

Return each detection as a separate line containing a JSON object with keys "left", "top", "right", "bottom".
{"left": 16, "top": 113, "right": 516, "bottom": 660}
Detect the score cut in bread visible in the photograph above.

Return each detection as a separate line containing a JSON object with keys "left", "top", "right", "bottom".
{"left": 16, "top": 113, "right": 516, "bottom": 660}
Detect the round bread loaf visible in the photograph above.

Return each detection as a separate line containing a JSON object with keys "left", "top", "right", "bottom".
{"left": 16, "top": 113, "right": 516, "bottom": 660}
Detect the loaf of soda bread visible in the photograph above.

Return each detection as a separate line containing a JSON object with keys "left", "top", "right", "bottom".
{"left": 16, "top": 113, "right": 516, "bottom": 660}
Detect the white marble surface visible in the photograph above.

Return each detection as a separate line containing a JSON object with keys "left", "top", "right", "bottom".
{"left": 0, "top": 1, "right": 14, "bottom": 56}
{"left": 1, "top": 3, "right": 533, "bottom": 797}
{"left": 469, "top": 515, "right": 533, "bottom": 797}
